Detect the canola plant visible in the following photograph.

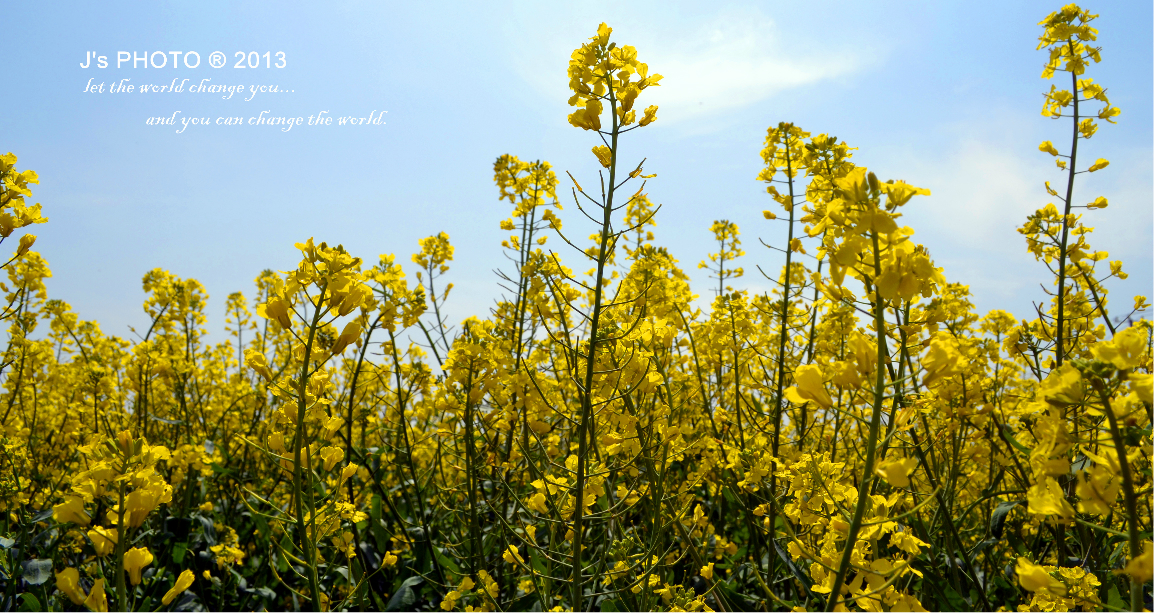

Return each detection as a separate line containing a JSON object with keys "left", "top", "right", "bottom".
{"left": 0, "top": 5, "right": 1150, "bottom": 612}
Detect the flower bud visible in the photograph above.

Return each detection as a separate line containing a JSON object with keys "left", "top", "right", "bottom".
{"left": 331, "top": 320, "right": 363, "bottom": 355}
{"left": 16, "top": 233, "right": 35, "bottom": 256}
{"left": 123, "top": 547, "right": 154, "bottom": 585}
{"left": 267, "top": 431, "right": 286, "bottom": 454}
{"left": 55, "top": 568, "right": 87, "bottom": 605}
{"left": 260, "top": 296, "right": 293, "bottom": 329}
{"left": 117, "top": 430, "right": 133, "bottom": 456}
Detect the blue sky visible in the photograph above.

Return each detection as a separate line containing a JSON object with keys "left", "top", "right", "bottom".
{"left": 7, "top": 0, "right": 1152, "bottom": 342}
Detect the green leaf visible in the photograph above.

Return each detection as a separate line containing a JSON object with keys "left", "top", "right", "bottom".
{"left": 715, "top": 581, "right": 759, "bottom": 610}
{"left": 30, "top": 509, "right": 54, "bottom": 523}
{"left": 774, "top": 539, "right": 813, "bottom": 593}
{"left": 21, "top": 559, "right": 53, "bottom": 585}
{"left": 434, "top": 547, "right": 461, "bottom": 576}
{"left": 371, "top": 518, "right": 390, "bottom": 554}
{"left": 173, "top": 542, "right": 188, "bottom": 564}
{"left": 942, "top": 584, "right": 971, "bottom": 610}
{"left": 196, "top": 515, "right": 217, "bottom": 545}
{"left": 385, "top": 576, "right": 423, "bottom": 611}
{"left": 1000, "top": 427, "right": 1030, "bottom": 453}
{"left": 507, "top": 593, "right": 540, "bottom": 611}
{"left": 972, "top": 538, "right": 999, "bottom": 557}
{"left": 276, "top": 535, "right": 292, "bottom": 573}
{"left": 990, "top": 500, "right": 1021, "bottom": 539}
{"left": 19, "top": 593, "right": 41, "bottom": 612}
{"left": 1107, "top": 585, "right": 1125, "bottom": 610}
{"left": 148, "top": 413, "right": 184, "bottom": 425}
{"left": 1070, "top": 453, "right": 1090, "bottom": 473}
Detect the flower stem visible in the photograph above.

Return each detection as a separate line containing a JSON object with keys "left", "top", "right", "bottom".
{"left": 1092, "top": 375, "right": 1143, "bottom": 612}
{"left": 824, "top": 229, "right": 888, "bottom": 611}
{"left": 294, "top": 296, "right": 326, "bottom": 611}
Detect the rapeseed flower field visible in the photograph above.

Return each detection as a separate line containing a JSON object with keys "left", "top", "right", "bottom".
{"left": 0, "top": 5, "right": 1149, "bottom": 612}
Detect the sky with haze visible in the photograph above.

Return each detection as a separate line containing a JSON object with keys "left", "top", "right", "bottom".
{"left": 7, "top": 0, "right": 1152, "bottom": 343}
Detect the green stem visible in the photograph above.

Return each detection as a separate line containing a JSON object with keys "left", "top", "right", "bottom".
{"left": 824, "top": 227, "right": 888, "bottom": 612}
{"left": 344, "top": 317, "right": 375, "bottom": 610}
{"left": 116, "top": 479, "right": 128, "bottom": 613}
{"left": 570, "top": 71, "right": 621, "bottom": 612}
{"left": 293, "top": 296, "right": 326, "bottom": 611}
{"left": 463, "top": 362, "right": 482, "bottom": 573}
{"left": 1055, "top": 46, "right": 1080, "bottom": 367}
{"left": 768, "top": 126, "right": 798, "bottom": 588}
{"left": 1092, "top": 376, "right": 1143, "bottom": 612}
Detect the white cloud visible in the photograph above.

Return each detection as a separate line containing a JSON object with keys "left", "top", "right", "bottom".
{"left": 636, "top": 13, "right": 868, "bottom": 125}
{"left": 504, "top": 6, "right": 872, "bottom": 127}
{"left": 892, "top": 137, "right": 1065, "bottom": 317}
{"left": 882, "top": 133, "right": 1152, "bottom": 319}
{"left": 901, "top": 138, "right": 1046, "bottom": 256}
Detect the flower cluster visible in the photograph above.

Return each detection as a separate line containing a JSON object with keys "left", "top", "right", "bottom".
{"left": 0, "top": 6, "right": 1149, "bottom": 613}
